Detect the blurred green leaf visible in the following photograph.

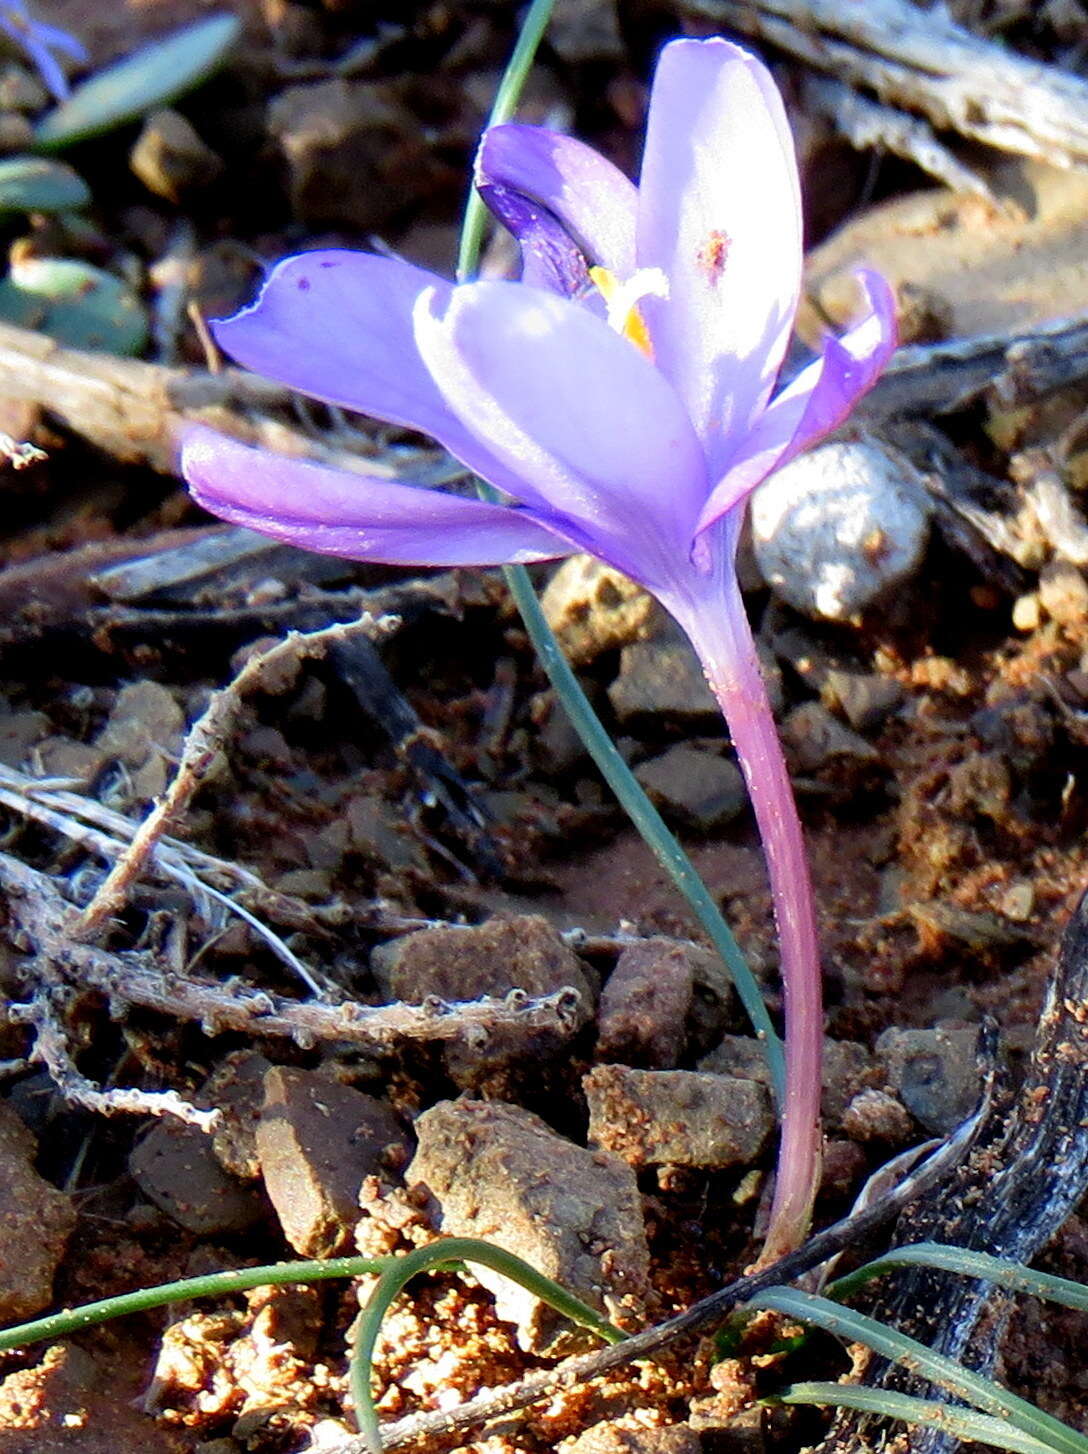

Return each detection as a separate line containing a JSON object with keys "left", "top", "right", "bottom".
{"left": 0, "top": 155, "right": 89, "bottom": 212}
{"left": 0, "top": 256, "right": 147, "bottom": 354}
{"left": 35, "top": 14, "right": 241, "bottom": 150}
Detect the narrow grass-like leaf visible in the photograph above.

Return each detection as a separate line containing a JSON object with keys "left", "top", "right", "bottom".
{"left": 780, "top": 1383, "right": 1061, "bottom": 1454}
{"left": 829, "top": 1242, "right": 1088, "bottom": 1312}
{"left": 748, "top": 1288, "right": 1088, "bottom": 1454}
{"left": 0, "top": 1255, "right": 389, "bottom": 1354}
{"left": 351, "top": 1237, "right": 626, "bottom": 1454}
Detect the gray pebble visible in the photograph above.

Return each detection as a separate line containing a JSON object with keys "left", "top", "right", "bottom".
{"left": 876, "top": 1024, "right": 982, "bottom": 1134}
{"left": 584, "top": 1064, "right": 772, "bottom": 1169}
{"left": 256, "top": 1067, "right": 410, "bottom": 1256}
{"left": 751, "top": 440, "right": 931, "bottom": 621}
{"left": 408, "top": 1099, "right": 650, "bottom": 1352}
{"left": 597, "top": 936, "right": 697, "bottom": 1068}
{"left": 634, "top": 745, "right": 747, "bottom": 831}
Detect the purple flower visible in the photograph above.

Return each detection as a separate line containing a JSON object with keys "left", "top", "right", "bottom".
{"left": 0, "top": 0, "right": 86, "bottom": 103}
{"left": 181, "top": 37, "right": 896, "bottom": 1260}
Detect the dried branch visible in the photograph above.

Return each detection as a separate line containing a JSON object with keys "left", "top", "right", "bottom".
{"left": 681, "top": 0, "right": 1088, "bottom": 169}
{"left": 8, "top": 993, "right": 220, "bottom": 1131}
{"left": 0, "top": 852, "right": 584, "bottom": 1052}
{"left": 804, "top": 74, "right": 991, "bottom": 196}
{"left": 71, "top": 612, "right": 395, "bottom": 948}
{"left": 0, "top": 319, "right": 411, "bottom": 476}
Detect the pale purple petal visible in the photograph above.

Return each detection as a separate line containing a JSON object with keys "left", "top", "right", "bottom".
{"left": 0, "top": 2, "right": 82, "bottom": 100}
{"left": 31, "top": 19, "right": 86, "bottom": 61}
{"left": 414, "top": 279, "right": 709, "bottom": 590}
{"left": 212, "top": 250, "right": 535, "bottom": 502}
{"left": 477, "top": 124, "right": 637, "bottom": 276}
{"left": 477, "top": 182, "right": 590, "bottom": 297}
{"left": 637, "top": 38, "right": 803, "bottom": 478}
{"left": 181, "top": 426, "right": 572, "bottom": 566}
{"left": 694, "top": 270, "right": 898, "bottom": 537}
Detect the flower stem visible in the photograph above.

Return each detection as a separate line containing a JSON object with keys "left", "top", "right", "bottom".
{"left": 502, "top": 563, "right": 784, "bottom": 1091}
{"left": 677, "top": 574, "right": 823, "bottom": 1261}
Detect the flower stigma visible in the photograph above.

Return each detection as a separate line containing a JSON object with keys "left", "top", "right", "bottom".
{"left": 587, "top": 265, "right": 668, "bottom": 360}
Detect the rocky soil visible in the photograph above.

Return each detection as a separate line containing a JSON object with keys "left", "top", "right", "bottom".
{"left": 1, "top": 1, "right": 1088, "bottom": 1451}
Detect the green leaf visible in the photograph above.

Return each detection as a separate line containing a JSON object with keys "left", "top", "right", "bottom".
{"left": 830, "top": 1242, "right": 1088, "bottom": 1312}
{"left": 0, "top": 156, "right": 89, "bottom": 212}
{"left": 780, "top": 1383, "right": 1062, "bottom": 1454}
{"left": 34, "top": 14, "right": 241, "bottom": 151}
{"left": 749, "top": 1288, "right": 1088, "bottom": 1454}
{"left": 0, "top": 257, "right": 147, "bottom": 354}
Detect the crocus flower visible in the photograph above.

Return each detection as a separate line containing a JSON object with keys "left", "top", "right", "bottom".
{"left": 0, "top": 0, "right": 86, "bottom": 102}
{"left": 181, "top": 36, "right": 896, "bottom": 1260}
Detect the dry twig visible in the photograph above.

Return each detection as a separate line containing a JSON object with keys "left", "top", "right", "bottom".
{"left": 0, "top": 852, "right": 584, "bottom": 1055}
{"left": 681, "top": 0, "right": 1088, "bottom": 169}
{"left": 71, "top": 612, "right": 395, "bottom": 948}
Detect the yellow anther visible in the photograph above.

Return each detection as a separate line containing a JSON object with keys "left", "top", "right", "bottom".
{"left": 589, "top": 265, "right": 658, "bottom": 360}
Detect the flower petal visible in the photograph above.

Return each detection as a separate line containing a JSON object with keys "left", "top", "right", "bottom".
{"left": 476, "top": 181, "right": 591, "bottom": 297}
{"left": 637, "top": 38, "right": 803, "bottom": 476}
{"left": 694, "top": 270, "right": 898, "bottom": 536}
{"left": 413, "top": 279, "right": 709, "bottom": 590}
{"left": 212, "top": 249, "right": 531, "bottom": 500}
{"left": 476, "top": 124, "right": 637, "bottom": 276}
{"left": 180, "top": 426, "right": 572, "bottom": 566}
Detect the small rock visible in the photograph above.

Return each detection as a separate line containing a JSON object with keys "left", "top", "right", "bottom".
{"left": 0, "top": 1102, "right": 76, "bottom": 1320}
{"left": 267, "top": 79, "right": 445, "bottom": 230}
{"left": 206, "top": 1050, "right": 273, "bottom": 1181}
{"left": 0, "top": 709, "right": 48, "bottom": 766}
{"left": 634, "top": 745, "right": 747, "bottom": 831}
{"left": 779, "top": 701, "right": 880, "bottom": 774}
{"left": 130, "top": 109, "right": 224, "bottom": 201}
{"left": 609, "top": 632, "right": 718, "bottom": 724}
{"left": 584, "top": 1064, "right": 772, "bottom": 1169}
{"left": 372, "top": 913, "right": 594, "bottom": 1010}
{"left": 541, "top": 554, "right": 661, "bottom": 665}
{"left": 567, "top": 1423, "right": 701, "bottom": 1454}
{"left": 272, "top": 870, "right": 334, "bottom": 905}
{"left": 0, "top": 111, "right": 32, "bottom": 153}
{"left": 699, "top": 1035, "right": 871, "bottom": 1130}
{"left": 346, "top": 794, "right": 426, "bottom": 872}
{"left": 1039, "top": 560, "right": 1088, "bottom": 626}
{"left": 34, "top": 736, "right": 109, "bottom": 780}
{"left": 822, "top": 668, "right": 905, "bottom": 732}
{"left": 597, "top": 937, "right": 696, "bottom": 1068}
{"left": 130, "top": 1117, "right": 264, "bottom": 1236}
{"left": 841, "top": 1088, "right": 915, "bottom": 1144}
{"left": 0, "top": 62, "right": 46, "bottom": 112}
{"left": 256, "top": 1066, "right": 410, "bottom": 1257}
{"left": 408, "top": 1099, "right": 650, "bottom": 1352}
{"left": 802, "top": 158, "right": 1088, "bottom": 342}
{"left": 95, "top": 680, "right": 186, "bottom": 802}
{"left": 530, "top": 689, "right": 588, "bottom": 773}
{"left": 876, "top": 1025, "right": 982, "bottom": 1134}
{"left": 751, "top": 440, "right": 931, "bottom": 621}
{"left": 688, "top": 1400, "right": 765, "bottom": 1447}
{"left": 547, "top": 0, "right": 625, "bottom": 64}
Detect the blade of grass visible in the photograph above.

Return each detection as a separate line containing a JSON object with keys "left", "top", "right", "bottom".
{"left": 0, "top": 1255, "right": 389, "bottom": 1354}
{"left": 829, "top": 1241, "right": 1088, "bottom": 1312}
{"left": 779, "top": 1383, "right": 1062, "bottom": 1454}
{"left": 748, "top": 1288, "right": 1088, "bottom": 1454}
{"left": 455, "top": 0, "right": 783, "bottom": 1094}
{"left": 350, "top": 1237, "right": 626, "bottom": 1453}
